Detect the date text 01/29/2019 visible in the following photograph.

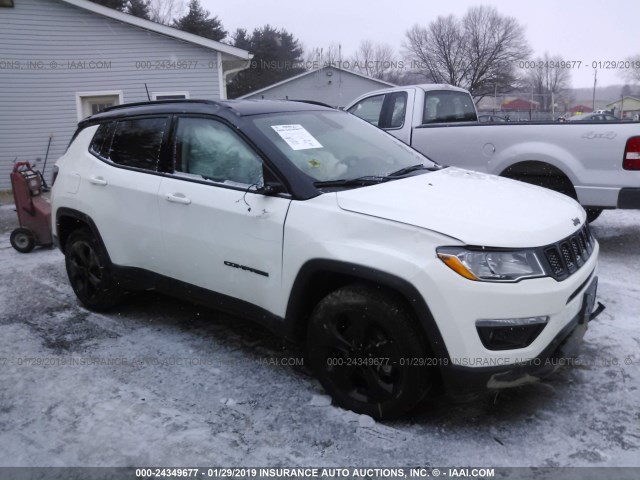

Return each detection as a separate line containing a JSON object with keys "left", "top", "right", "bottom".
{"left": 518, "top": 60, "right": 640, "bottom": 70}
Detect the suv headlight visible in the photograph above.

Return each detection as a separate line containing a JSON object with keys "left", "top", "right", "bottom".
{"left": 437, "top": 247, "right": 546, "bottom": 282}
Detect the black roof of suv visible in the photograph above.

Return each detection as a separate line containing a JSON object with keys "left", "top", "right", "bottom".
{"left": 81, "top": 99, "right": 333, "bottom": 127}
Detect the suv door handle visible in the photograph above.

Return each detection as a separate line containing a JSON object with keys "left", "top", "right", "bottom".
{"left": 89, "top": 176, "right": 108, "bottom": 186}
{"left": 165, "top": 193, "right": 191, "bottom": 205}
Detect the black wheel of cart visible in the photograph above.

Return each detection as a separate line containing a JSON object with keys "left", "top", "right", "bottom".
{"left": 10, "top": 227, "right": 36, "bottom": 253}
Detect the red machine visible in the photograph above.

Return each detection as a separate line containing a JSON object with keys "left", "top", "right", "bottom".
{"left": 9, "top": 162, "right": 52, "bottom": 253}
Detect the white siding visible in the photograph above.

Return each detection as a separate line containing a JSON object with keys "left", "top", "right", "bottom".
{"left": 0, "top": 0, "right": 223, "bottom": 189}
{"left": 242, "top": 67, "right": 391, "bottom": 109}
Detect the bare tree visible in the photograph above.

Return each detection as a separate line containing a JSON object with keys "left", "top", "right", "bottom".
{"left": 305, "top": 43, "right": 343, "bottom": 69}
{"left": 351, "top": 40, "right": 397, "bottom": 80}
{"left": 527, "top": 53, "right": 572, "bottom": 111}
{"left": 404, "top": 16, "right": 467, "bottom": 85}
{"left": 148, "top": 0, "right": 184, "bottom": 25}
{"left": 403, "top": 6, "right": 531, "bottom": 97}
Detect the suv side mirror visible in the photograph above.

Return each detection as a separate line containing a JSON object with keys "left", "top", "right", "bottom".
{"left": 258, "top": 181, "right": 285, "bottom": 196}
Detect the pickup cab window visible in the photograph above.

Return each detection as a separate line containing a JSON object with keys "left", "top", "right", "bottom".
{"left": 347, "top": 94, "right": 384, "bottom": 126}
{"left": 423, "top": 90, "right": 477, "bottom": 124}
{"left": 348, "top": 92, "right": 407, "bottom": 129}
{"left": 384, "top": 92, "right": 408, "bottom": 129}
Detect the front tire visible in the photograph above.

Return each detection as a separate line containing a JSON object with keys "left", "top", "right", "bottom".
{"left": 306, "top": 284, "right": 434, "bottom": 419}
{"left": 65, "top": 228, "right": 124, "bottom": 311}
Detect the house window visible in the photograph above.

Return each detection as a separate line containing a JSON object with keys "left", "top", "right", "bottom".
{"left": 76, "top": 91, "right": 123, "bottom": 120}
{"left": 0, "top": 0, "right": 14, "bottom": 7}
{"left": 152, "top": 92, "right": 190, "bottom": 101}
{"left": 91, "top": 102, "right": 113, "bottom": 115}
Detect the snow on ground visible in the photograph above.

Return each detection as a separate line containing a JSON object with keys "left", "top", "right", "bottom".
{"left": 0, "top": 205, "right": 638, "bottom": 467}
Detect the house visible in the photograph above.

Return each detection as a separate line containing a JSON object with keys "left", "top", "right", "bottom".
{"left": 238, "top": 66, "right": 395, "bottom": 109}
{"left": 475, "top": 96, "right": 502, "bottom": 112}
{"left": 0, "top": 0, "right": 252, "bottom": 189}
{"left": 568, "top": 104, "right": 593, "bottom": 114}
{"left": 501, "top": 98, "right": 540, "bottom": 111}
{"left": 605, "top": 96, "right": 640, "bottom": 120}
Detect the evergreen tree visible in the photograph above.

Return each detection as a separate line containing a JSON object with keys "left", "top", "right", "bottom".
{"left": 88, "top": 0, "right": 127, "bottom": 11}
{"left": 227, "top": 25, "right": 305, "bottom": 99}
{"left": 172, "top": 0, "right": 226, "bottom": 41}
{"left": 231, "top": 28, "right": 251, "bottom": 51}
{"left": 126, "top": 0, "right": 151, "bottom": 20}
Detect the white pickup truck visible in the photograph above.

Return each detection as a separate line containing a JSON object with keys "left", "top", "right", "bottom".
{"left": 346, "top": 84, "right": 640, "bottom": 222}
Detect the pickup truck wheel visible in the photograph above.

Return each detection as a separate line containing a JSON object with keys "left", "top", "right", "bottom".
{"left": 65, "top": 229, "right": 124, "bottom": 311}
{"left": 306, "top": 284, "right": 433, "bottom": 419}
{"left": 508, "top": 171, "right": 602, "bottom": 223}
{"left": 501, "top": 163, "right": 577, "bottom": 199}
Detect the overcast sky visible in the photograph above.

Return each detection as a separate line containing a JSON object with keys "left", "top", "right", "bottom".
{"left": 204, "top": 0, "right": 639, "bottom": 89}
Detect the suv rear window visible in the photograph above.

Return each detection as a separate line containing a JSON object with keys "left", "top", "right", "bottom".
{"left": 92, "top": 117, "right": 168, "bottom": 171}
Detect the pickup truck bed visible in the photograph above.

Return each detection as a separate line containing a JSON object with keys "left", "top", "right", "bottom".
{"left": 347, "top": 85, "right": 640, "bottom": 219}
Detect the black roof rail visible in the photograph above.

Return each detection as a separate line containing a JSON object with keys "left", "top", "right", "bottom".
{"left": 102, "top": 99, "right": 225, "bottom": 112}
{"left": 290, "top": 99, "right": 335, "bottom": 109}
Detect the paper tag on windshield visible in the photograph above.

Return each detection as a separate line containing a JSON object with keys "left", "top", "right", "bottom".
{"left": 271, "top": 124, "right": 323, "bottom": 150}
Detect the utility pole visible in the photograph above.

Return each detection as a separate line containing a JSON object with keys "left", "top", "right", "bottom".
{"left": 592, "top": 70, "right": 598, "bottom": 110}
{"left": 530, "top": 84, "right": 534, "bottom": 121}
{"left": 338, "top": 44, "right": 342, "bottom": 86}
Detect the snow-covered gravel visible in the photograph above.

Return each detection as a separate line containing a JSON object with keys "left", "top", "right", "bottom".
{"left": 0, "top": 204, "right": 638, "bottom": 467}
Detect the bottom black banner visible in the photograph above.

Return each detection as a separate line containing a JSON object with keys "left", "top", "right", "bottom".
{"left": 0, "top": 467, "right": 638, "bottom": 480}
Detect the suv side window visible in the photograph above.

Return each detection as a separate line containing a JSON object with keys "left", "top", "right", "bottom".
{"left": 107, "top": 117, "right": 168, "bottom": 171}
{"left": 347, "top": 94, "right": 384, "bottom": 126}
{"left": 174, "top": 117, "right": 263, "bottom": 186}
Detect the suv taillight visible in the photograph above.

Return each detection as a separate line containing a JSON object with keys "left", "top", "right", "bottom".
{"left": 623, "top": 136, "right": 640, "bottom": 170}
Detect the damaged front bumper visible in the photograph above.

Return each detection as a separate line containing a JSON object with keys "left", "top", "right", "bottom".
{"left": 441, "top": 277, "right": 605, "bottom": 396}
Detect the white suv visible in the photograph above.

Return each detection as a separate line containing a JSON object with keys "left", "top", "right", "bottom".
{"left": 52, "top": 99, "right": 603, "bottom": 418}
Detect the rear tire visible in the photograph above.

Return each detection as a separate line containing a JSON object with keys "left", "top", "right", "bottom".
{"left": 306, "top": 284, "right": 434, "bottom": 419}
{"left": 10, "top": 228, "right": 35, "bottom": 253}
{"left": 64, "top": 228, "right": 124, "bottom": 311}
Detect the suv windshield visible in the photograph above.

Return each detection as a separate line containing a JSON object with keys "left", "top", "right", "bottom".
{"left": 250, "top": 110, "right": 435, "bottom": 183}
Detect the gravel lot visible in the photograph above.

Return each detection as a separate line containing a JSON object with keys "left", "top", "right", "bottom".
{"left": 0, "top": 202, "right": 639, "bottom": 468}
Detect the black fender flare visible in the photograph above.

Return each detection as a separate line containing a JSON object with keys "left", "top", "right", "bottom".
{"left": 285, "top": 259, "right": 451, "bottom": 361}
{"left": 55, "top": 207, "right": 111, "bottom": 263}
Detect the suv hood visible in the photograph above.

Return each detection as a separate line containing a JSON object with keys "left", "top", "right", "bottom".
{"left": 336, "top": 168, "right": 585, "bottom": 248}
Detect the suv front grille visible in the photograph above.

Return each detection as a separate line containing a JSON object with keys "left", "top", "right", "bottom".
{"left": 543, "top": 224, "right": 594, "bottom": 281}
